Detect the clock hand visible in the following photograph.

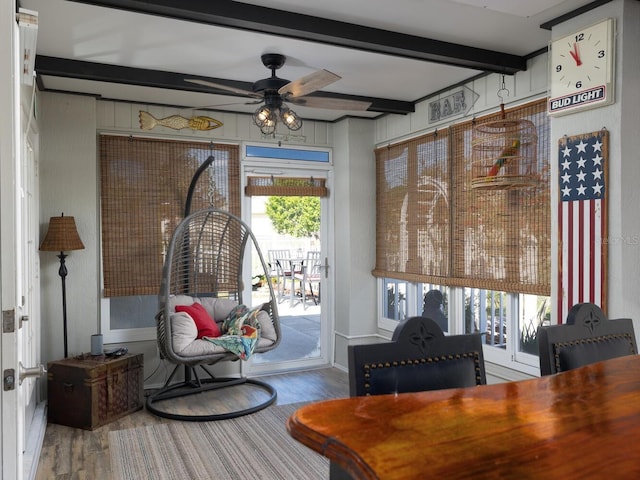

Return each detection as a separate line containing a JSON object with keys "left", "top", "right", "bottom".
{"left": 569, "top": 42, "right": 582, "bottom": 66}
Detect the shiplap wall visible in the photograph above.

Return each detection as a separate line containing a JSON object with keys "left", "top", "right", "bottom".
{"left": 96, "top": 101, "right": 333, "bottom": 146}
{"left": 374, "top": 52, "right": 549, "bottom": 147}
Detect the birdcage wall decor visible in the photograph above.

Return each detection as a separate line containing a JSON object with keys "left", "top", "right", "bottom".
{"left": 471, "top": 77, "right": 538, "bottom": 190}
{"left": 470, "top": 116, "right": 538, "bottom": 190}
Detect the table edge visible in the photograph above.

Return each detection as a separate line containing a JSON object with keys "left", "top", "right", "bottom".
{"left": 286, "top": 413, "right": 378, "bottom": 480}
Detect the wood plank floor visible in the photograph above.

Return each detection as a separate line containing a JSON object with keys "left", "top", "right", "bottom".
{"left": 35, "top": 368, "right": 349, "bottom": 480}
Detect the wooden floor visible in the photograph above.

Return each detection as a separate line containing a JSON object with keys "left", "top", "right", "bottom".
{"left": 35, "top": 367, "right": 349, "bottom": 480}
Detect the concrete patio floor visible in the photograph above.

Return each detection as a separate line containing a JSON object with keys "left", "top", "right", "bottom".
{"left": 253, "top": 291, "right": 321, "bottom": 363}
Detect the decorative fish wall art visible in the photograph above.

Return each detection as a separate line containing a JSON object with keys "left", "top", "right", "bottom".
{"left": 138, "top": 111, "right": 223, "bottom": 131}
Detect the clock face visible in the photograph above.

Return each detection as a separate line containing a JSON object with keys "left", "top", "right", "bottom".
{"left": 548, "top": 18, "right": 615, "bottom": 115}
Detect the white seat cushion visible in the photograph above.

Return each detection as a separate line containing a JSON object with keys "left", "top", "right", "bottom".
{"left": 168, "top": 295, "right": 277, "bottom": 356}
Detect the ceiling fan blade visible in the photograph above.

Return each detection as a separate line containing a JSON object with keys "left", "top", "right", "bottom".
{"left": 185, "top": 99, "right": 263, "bottom": 112}
{"left": 288, "top": 95, "right": 372, "bottom": 111}
{"left": 279, "top": 69, "right": 341, "bottom": 98}
{"left": 185, "top": 78, "right": 261, "bottom": 98}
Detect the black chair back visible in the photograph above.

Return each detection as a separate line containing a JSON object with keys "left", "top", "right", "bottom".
{"left": 537, "top": 302, "right": 638, "bottom": 376}
{"left": 348, "top": 316, "right": 486, "bottom": 397}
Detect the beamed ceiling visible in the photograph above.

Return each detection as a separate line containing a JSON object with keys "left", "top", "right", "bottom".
{"left": 20, "top": 0, "right": 612, "bottom": 122}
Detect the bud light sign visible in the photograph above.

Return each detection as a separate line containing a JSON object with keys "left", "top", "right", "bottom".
{"left": 549, "top": 86, "right": 606, "bottom": 114}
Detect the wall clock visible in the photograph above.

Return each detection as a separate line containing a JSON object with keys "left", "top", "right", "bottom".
{"left": 548, "top": 18, "right": 615, "bottom": 116}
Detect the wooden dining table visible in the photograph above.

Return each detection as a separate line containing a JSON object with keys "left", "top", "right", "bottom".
{"left": 287, "top": 355, "right": 640, "bottom": 479}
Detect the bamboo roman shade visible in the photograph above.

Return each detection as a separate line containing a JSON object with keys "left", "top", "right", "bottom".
{"left": 374, "top": 129, "right": 451, "bottom": 284}
{"left": 99, "top": 135, "right": 240, "bottom": 297}
{"left": 374, "top": 98, "right": 551, "bottom": 295}
{"left": 245, "top": 176, "right": 328, "bottom": 197}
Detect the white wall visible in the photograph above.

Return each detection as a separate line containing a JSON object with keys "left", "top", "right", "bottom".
{"left": 95, "top": 101, "right": 333, "bottom": 146}
{"left": 39, "top": 94, "right": 98, "bottom": 364}
{"left": 332, "top": 117, "right": 377, "bottom": 368}
{"left": 611, "top": 0, "right": 640, "bottom": 326}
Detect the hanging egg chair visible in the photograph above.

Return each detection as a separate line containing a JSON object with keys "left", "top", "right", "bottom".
{"left": 147, "top": 155, "right": 281, "bottom": 421}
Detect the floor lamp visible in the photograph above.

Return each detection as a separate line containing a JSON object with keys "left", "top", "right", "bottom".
{"left": 40, "top": 214, "right": 85, "bottom": 358}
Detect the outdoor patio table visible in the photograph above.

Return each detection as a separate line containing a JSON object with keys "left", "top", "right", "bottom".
{"left": 277, "top": 256, "right": 305, "bottom": 307}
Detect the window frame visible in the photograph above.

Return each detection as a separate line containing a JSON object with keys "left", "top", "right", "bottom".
{"left": 378, "top": 279, "right": 543, "bottom": 375}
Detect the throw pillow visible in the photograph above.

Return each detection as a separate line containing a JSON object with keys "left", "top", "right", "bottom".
{"left": 175, "top": 303, "right": 221, "bottom": 338}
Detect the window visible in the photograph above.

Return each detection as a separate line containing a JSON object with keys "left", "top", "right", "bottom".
{"left": 99, "top": 136, "right": 239, "bottom": 338}
{"left": 420, "top": 284, "right": 449, "bottom": 333}
{"left": 379, "top": 280, "right": 450, "bottom": 333}
{"left": 375, "top": 99, "right": 550, "bottom": 373}
{"left": 384, "top": 279, "right": 407, "bottom": 321}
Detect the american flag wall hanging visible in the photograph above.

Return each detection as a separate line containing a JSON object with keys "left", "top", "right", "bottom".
{"left": 557, "top": 129, "right": 608, "bottom": 324}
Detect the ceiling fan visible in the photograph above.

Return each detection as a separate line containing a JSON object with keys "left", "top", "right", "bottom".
{"left": 186, "top": 53, "right": 372, "bottom": 134}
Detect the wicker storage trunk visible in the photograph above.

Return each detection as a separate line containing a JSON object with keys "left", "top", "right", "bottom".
{"left": 47, "top": 353, "right": 143, "bottom": 430}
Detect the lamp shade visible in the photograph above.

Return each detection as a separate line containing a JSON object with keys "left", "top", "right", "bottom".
{"left": 40, "top": 215, "right": 85, "bottom": 252}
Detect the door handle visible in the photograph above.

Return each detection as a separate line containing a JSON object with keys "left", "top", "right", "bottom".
{"left": 322, "top": 257, "right": 329, "bottom": 278}
{"left": 19, "top": 362, "right": 46, "bottom": 385}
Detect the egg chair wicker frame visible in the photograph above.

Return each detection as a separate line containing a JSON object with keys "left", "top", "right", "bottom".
{"left": 146, "top": 156, "right": 281, "bottom": 422}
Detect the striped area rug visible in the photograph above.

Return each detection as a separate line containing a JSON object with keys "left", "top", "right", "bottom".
{"left": 109, "top": 403, "right": 328, "bottom": 480}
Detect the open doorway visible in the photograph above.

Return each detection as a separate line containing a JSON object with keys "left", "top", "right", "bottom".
{"left": 249, "top": 194, "right": 324, "bottom": 369}
{"left": 243, "top": 165, "right": 331, "bottom": 374}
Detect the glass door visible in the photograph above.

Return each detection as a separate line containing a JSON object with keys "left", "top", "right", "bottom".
{"left": 243, "top": 163, "right": 331, "bottom": 374}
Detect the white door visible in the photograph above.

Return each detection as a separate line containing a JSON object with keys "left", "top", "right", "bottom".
{"left": 1, "top": 2, "right": 22, "bottom": 476}
{"left": 19, "top": 138, "right": 44, "bottom": 478}
{"left": 1, "top": 5, "right": 45, "bottom": 478}
{"left": 243, "top": 163, "right": 333, "bottom": 374}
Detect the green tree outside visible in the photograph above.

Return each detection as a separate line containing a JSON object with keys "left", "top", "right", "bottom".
{"left": 265, "top": 196, "right": 320, "bottom": 238}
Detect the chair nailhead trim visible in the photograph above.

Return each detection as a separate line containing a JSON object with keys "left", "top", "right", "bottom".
{"left": 361, "top": 352, "right": 483, "bottom": 394}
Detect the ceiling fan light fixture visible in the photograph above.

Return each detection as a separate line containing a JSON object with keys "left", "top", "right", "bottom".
{"left": 260, "top": 117, "right": 277, "bottom": 135}
{"left": 253, "top": 105, "right": 275, "bottom": 128}
{"left": 253, "top": 106, "right": 277, "bottom": 134}
{"left": 280, "top": 106, "right": 302, "bottom": 131}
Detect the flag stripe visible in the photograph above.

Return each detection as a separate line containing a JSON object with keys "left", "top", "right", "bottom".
{"left": 578, "top": 200, "right": 584, "bottom": 304}
{"left": 594, "top": 199, "right": 602, "bottom": 306}
{"left": 589, "top": 200, "right": 595, "bottom": 302}
{"left": 558, "top": 200, "right": 565, "bottom": 324}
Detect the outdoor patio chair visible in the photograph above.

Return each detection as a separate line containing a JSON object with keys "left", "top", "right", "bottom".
{"left": 293, "top": 250, "right": 322, "bottom": 309}
{"left": 268, "top": 249, "right": 294, "bottom": 303}
{"left": 537, "top": 302, "right": 637, "bottom": 376}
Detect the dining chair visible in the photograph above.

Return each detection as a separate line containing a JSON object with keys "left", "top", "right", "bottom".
{"left": 537, "top": 302, "right": 638, "bottom": 376}
{"left": 348, "top": 316, "right": 486, "bottom": 397}
{"left": 293, "top": 250, "right": 322, "bottom": 309}
{"left": 267, "top": 249, "right": 291, "bottom": 302}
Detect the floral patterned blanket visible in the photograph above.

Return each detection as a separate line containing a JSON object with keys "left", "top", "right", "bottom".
{"left": 203, "top": 304, "right": 263, "bottom": 360}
